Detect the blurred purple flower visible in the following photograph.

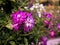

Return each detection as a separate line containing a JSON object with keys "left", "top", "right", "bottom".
{"left": 11, "top": 10, "right": 34, "bottom": 32}
{"left": 11, "top": 11, "right": 26, "bottom": 31}
{"left": 49, "top": 30, "right": 55, "bottom": 38}
{"left": 38, "top": 36, "right": 47, "bottom": 45}
{"left": 43, "top": 12, "right": 52, "bottom": 19}
{"left": 43, "top": 20, "right": 50, "bottom": 25}
{"left": 39, "top": 36, "right": 47, "bottom": 42}
{"left": 11, "top": 11, "right": 27, "bottom": 24}
{"left": 57, "top": 24, "right": 60, "bottom": 30}
{"left": 43, "top": 20, "right": 50, "bottom": 28}
{"left": 46, "top": 13, "right": 52, "bottom": 19}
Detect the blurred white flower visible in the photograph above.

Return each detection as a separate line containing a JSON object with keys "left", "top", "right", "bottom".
{"left": 30, "top": 7, "right": 34, "bottom": 11}
{"left": 24, "top": 7, "right": 28, "bottom": 9}
{"left": 24, "top": 2, "right": 45, "bottom": 18}
{"left": 39, "top": 4, "right": 45, "bottom": 11}
{"left": 38, "top": 12, "right": 41, "bottom": 18}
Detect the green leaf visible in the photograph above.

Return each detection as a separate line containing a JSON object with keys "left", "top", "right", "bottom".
{"left": 24, "top": 37, "right": 28, "bottom": 45}
{"left": 9, "top": 41, "right": 16, "bottom": 45}
{"left": 6, "top": 22, "right": 12, "bottom": 30}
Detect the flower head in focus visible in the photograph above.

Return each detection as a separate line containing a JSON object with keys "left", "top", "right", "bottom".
{"left": 11, "top": 10, "right": 34, "bottom": 32}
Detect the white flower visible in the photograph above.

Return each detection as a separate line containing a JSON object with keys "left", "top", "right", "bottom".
{"left": 39, "top": 4, "right": 44, "bottom": 8}
{"left": 24, "top": 7, "right": 28, "bottom": 9}
{"left": 39, "top": 4, "right": 45, "bottom": 11}
{"left": 35, "top": 3, "right": 39, "bottom": 6}
{"left": 30, "top": 7, "right": 34, "bottom": 11}
{"left": 35, "top": 5, "right": 39, "bottom": 8}
{"left": 38, "top": 12, "right": 41, "bottom": 18}
{"left": 29, "top": 2, "right": 45, "bottom": 18}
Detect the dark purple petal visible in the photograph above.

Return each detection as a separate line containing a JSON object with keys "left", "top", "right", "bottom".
{"left": 24, "top": 26, "right": 30, "bottom": 32}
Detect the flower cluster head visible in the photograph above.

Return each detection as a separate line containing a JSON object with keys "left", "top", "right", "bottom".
{"left": 11, "top": 11, "right": 34, "bottom": 32}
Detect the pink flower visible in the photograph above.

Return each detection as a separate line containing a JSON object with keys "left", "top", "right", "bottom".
{"left": 49, "top": 30, "right": 55, "bottom": 38}
{"left": 57, "top": 24, "right": 60, "bottom": 30}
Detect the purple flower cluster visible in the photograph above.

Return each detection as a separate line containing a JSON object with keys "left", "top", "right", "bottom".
{"left": 42, "top": 12, "right": 52, "bottom": 28}
{"left": 42, "top": 12, "right": 56, "bottom": 38}
{"left": 43, "top": 12, "right": 52, "bottom": 19}
{"left": 11, "top": 11, "right": 34, "bottom": 32}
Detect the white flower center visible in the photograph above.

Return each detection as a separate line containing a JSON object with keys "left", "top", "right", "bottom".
{"left": 17, "top": 14, "right": 21, "bottom": 18}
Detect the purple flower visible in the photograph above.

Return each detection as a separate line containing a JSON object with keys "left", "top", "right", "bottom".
{"left": 49, "top": 30, "right": 55, "bottom": 38}
{"left": 38, "top": 36, "right": 47, "bottom": 45}
{"left": 43, "top": 20, "right": 50, "bottom": 25}
{"left": 11, "top": 10, "right": 34, "bottom": 32}
{"left": 46, "top": 13, "right": 52, "bottom": 19}
{"left": 24, "top": 15, "right": 34, "bottom": 32}
{"left": 11, "top": 11, "right": 27, "bottom": 24}
{"left": 12, "top": 23, "right": 19, "bottom": 31}
{"left": 38, "top": 36, "right": 47, "bottom": 42}
{"left": 43, "top": 12, "right": 52, "bottom": 19}
{"left": 43, "top": 20, "right": 50, "bottom": 28}
{"left": 57, "top": 24, "right": 60, "bottom": 30}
